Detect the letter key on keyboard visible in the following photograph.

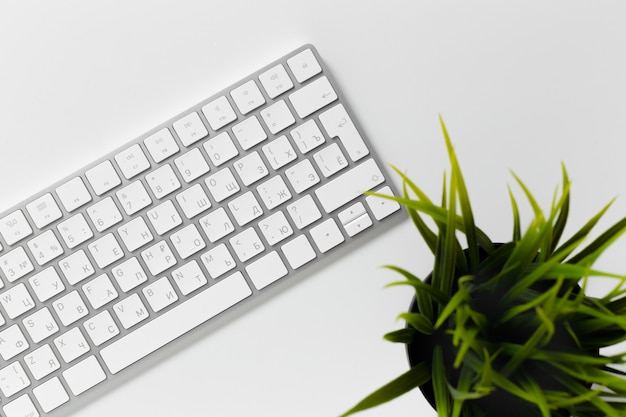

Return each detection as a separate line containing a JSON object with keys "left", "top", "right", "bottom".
{"left": 0, "top": 44, "right": 403, "bottom": 416}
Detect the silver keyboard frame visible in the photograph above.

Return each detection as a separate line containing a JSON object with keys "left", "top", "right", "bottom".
{"left": 0, "top": 44, "right": 405, "bottom": 416}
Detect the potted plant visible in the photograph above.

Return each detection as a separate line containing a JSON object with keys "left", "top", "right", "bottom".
{"left": 341, "top": 118, "right": 626, "bottom": 417}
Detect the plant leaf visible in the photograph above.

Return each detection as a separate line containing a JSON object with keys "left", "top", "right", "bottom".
{"left": 552, "top": 198, "right": 615, "bottom": 260}
{"left": 508, "top": 185, "right": 521, "bottom": 241}
{"left": 434, "top": 275, "right": 472, "bottom": 329}
{"left": 339, "top": 361, "right": 432, "bottom": 417}
{"left": 550, "top": 163, "right": 571, "bottom": 252}
{"left": 398, "top": 312, "right": 434, "bottom": 335}
{"left": 440, "top": 116, "right": 481, "bottom": 271}
{"left": 382, "top": 265, "right": 450, "bottom": 306}
{"left": 432, "top": 345, "right": 451, "bottom": 417}
{"left": 383, "top": 328, "right": 417, "bottom": 344}
{"left": 568, "top": 216, "right": 626, "bottom": 266}
{"left": 366, "top": 193, "right": 493, "bottom": 252}
{"left": 437, "top": 157, "right": 458, "bottom": 298}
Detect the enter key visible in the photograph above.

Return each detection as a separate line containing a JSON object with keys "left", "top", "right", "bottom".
{"left": 319, "top": 103, "right": 369, "bottom": 162}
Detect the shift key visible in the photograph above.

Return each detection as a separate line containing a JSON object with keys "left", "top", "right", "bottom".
{"left": 315, "top": 158, "right": 385, "bottom": 213}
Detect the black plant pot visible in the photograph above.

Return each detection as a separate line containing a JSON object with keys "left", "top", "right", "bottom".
{"left": 405, "top": 248, "right": 594, "bottom": 417}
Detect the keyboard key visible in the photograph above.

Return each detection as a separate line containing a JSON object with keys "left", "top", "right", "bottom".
{"left": 246, "top": 251, "right": 288, "bottom": 290}
{"left": 118, "top": 217, "right": 154, "bottom": 252}
{"left": 62, "top": 355, "right": 106, "bottom": 396}
{"left": 259, "top": 63, "right": 294, "bottom": 98}
{"left": 113, "top": 293, "right": 149, "bottom": 329}
{"left": 285, "top": 159, "right": 320, "bottom": 193}
{"left": 26, "top": 193, "right": 62, "bottom": 229}
{"left": 86, "top": 196, "right": 123, "bottom": 232}
{"left": 287, "top": 48, "right": 322, "bottom": 83}
{"left": 88, "top": 233, "right": 124, "bottom": 269}
{"left": 230, "top": 227, "right": 264, "bottom": 262}
{"left": 201, "top": 95, "right": 237, "bottom": 131}
{"left": 58, "top": 250, "right": 94, "bottom": 285}
{"left": 313, "top": 142, "right": 348, "bottom": 177}
{"left": 144, "top": 128, "right": 179, "bottom": 163}
{"left": 0, "top": 361, "right": 30, "bottom": 397}
{"left": 174, "top": 148, "right": 210, "bottom": 183}
{"left": 56, "top": 177, "right": 92, "bottom": 213}
{"left": 1, "top": 283, "right": 35, "bottom": 319}
{"left": 111, "top": 257, "right": 148, "bottom": 292}
{"left": 230, "top": 79, "right": 265, "bottom": 115}
{"left": 23, "top": 307, "right": 59, "bottom": 343}
{"left": 310, "top": 218, "right": 344, "bottom": 253}
{"left": 287, "top": 195, "right": 322, "bottom": 230}
{"left": 0, "top": 210, "right": 33, "bottom": 246}
{"left": 0, "top": 247, "right": 34, "bottom": 283}
{"left": 83, "top": 310, "right": 120, "bottom": 346}
{"left": 281, "top": 235, "right": 316, "bottom": 269}
{"left": 141, "top": 240, "right": 177, "bottom": 275}
{"left": 33, "top": 377, "right": 69, "bottom": 413}
{"left": 147, "top": 200, "right": 183, "bottom": 235}
{"left": 290, "top": 119, "right": 325, "bottom": 154}
{"left": 258, "top": 211, "right": 293, "bottom": 246}
{"left": 176, "top": 184, "right": 211, "bottom": 219}
{"left": 232, "top": 116, "right": 267, "bottom": 150}
{"left": 54, "top": 327, "right": 90, "bottom": 363}
{"left": 145, "top": 164, "right": 182, "bottom": 199}
{"left": 319, "top": 103, "right": 369, "bottom": 162}
{"left": 199, "top": 207, "right": 235, "bottom": 243}
{"left": 3, "top": 394, "right": 39, "bottom": 417}
{"left": 85, "top": 160, "right": 122, "bottom": 196}
{"left": 339, "top": 202, "right": 373, "bottom": 237}
{"left": 344, "top": 213, "right": 373, "bottom": 237}
{"left": 256, "top": 175, "right": 292, "bottom": 210}
{"left": 116, "top": 180, "right": 152, "bottom": 215}
{"left": 203, "top": 131, "right": 239, "bottom": 167}
{"left": 52, "top": 291, "right": 88, "bottom": 326}
{"left": 173, "top": 111, "right": 208, "bottom": 146}
{"left": 29, "top": 267, "right": 65, "bottom": 302}
{"left": 100, "top": 272, "right": 251, "bottom": 374}
{"left": 143, "top": 277, "right": 178, "bottom": 312}
{"left": 233, "top": 151, "right": 269, "bottom": 186}
{"left": 82, "top": 274, "right": 118, "bottom": 309}
{"left": 114, "top": 144, "right": 151, "bottom": 180}
{"left": 315, "top": 158, "right": 385, "bottom": 213}
{"left": 260, "top": 100, "right": 295, "bottom": 134}
{"left": 289, "top": 76, "right": 337, "bottom": 118}
{"left": 27, "top": 230, "right": 64, "bottom": 266}
{"left": 262, "top": 135, "right": 297, "bottom": 170}
{"left": 228, "top": 191, "right": 263, "bottom": 226}
{"left": 172, "top": 260, "right": 207, "bottom": 295}
{"left": 0, "top": 325, "right": 29, "bottom": 360}
{"left": 57, "top": 213, "right": 94, "bottom": 249}
{"left": 366, "top": 186, "right": 401, "bottom": 220}
{"left": 170, "top": 224, "right": 206, "bottom": 259}
{"left": 25, "top": 344, "right": 60, "bottom": 380}
{"left": 200, "top": 243, "right": 236, "bottom": 279}
{"left": 205, "top": 168, "right": 241, "bottom": 202}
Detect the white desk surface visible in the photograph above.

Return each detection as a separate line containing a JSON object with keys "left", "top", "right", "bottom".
{"left": 1, "top": 1, "right": 626, "bottom": 416}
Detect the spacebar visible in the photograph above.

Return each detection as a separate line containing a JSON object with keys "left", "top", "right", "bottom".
{"left": 100, "top": 272, "right": 252, "bottom": 374}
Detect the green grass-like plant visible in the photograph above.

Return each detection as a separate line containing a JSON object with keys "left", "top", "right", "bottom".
{"left": 341, "top": 118, "right": 626, "bottom": 417}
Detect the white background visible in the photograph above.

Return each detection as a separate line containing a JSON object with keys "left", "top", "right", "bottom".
{"left": 1, "top": 1, "right": 626, "bottom": 416}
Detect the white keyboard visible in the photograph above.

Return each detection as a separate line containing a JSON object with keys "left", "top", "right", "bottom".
{"left": 0, "top": 45, "right": 402, "bottom": 416}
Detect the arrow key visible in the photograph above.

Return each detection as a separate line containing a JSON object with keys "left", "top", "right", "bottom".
{"left": 310, "top": 218, "right": 344, "bottom": 253}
